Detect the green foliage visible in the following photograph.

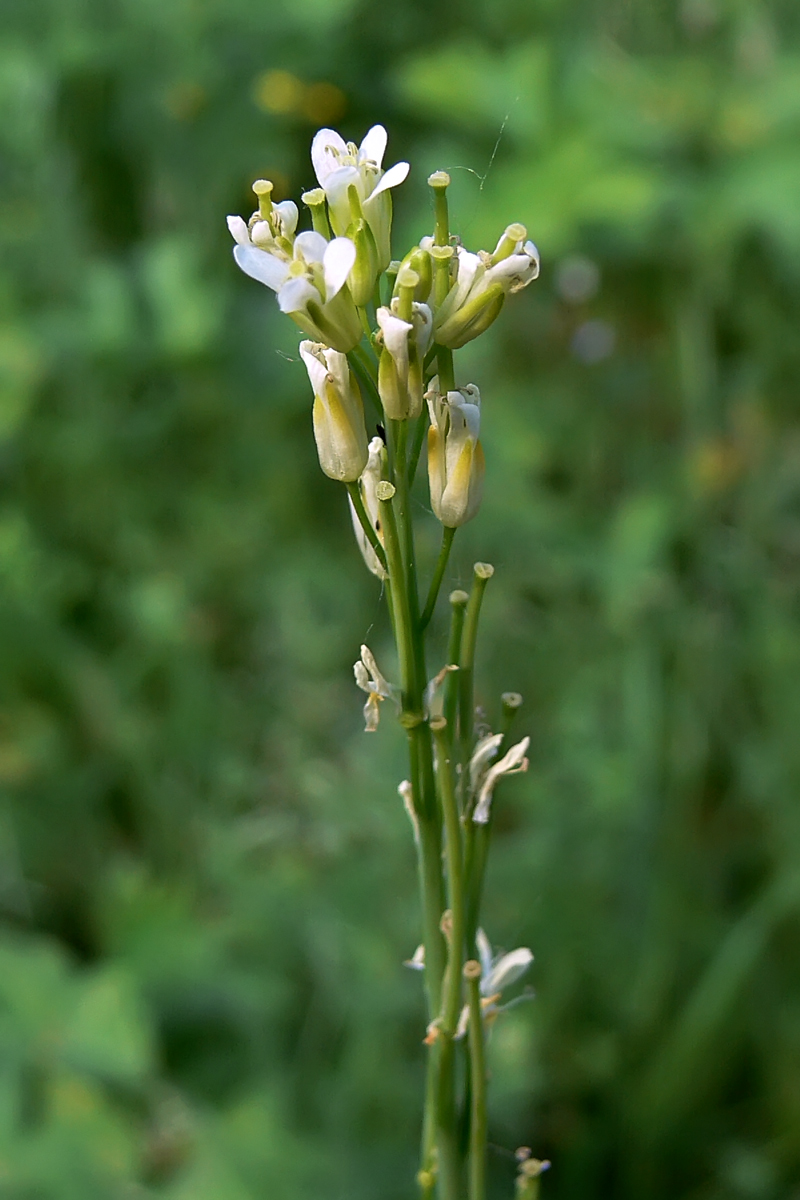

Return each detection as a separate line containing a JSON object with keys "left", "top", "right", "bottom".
{"left": 1, "top": 0, "right": 800, "bottom": 1197}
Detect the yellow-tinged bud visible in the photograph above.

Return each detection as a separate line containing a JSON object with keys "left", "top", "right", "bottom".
{"left": 426, "top": 380, "right": 485, "bottom": 528}
{"left": 433, "top": 232, "right": 539, "bottom": 348}
{"left": 435, "top": 281, "right": 506, "bottom": 349}
{"left": 300, "top": 341, "right": 368, "bottom": 482}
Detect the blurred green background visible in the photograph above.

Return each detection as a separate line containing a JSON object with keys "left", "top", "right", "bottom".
{"left": 2, "top": 0, "right": 800, "bottom": 1196}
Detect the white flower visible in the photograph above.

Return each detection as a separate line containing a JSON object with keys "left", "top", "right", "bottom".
{"left": 398, "top": 780, "right": 419, "bottom": 846}
{"left": 472, "top": 736, "right": 530, "bottom": 824}
{"left": 311, "top": 124, "right": 409, "bottom": 271}
{"left": 456, "top": 930, "right": 534, "bottom": 1038}
{"left": 433, "top": 226, "right": 540, "bottom": 349}
{"left": 427, "top": 380, "right": 485, "bottom": 528}
{"left": 469, "top": 733, "right": 504, "bottom": 792}
{"left": 353, "top": 644, "right": 397, "bottom": 731}
{"left": 476, "top": 929, "right": 534, "bottom": 996}
{"left": 348, "top": 436, "right": 388, "bottom": 580}
{"left": 404, "top": 942, "right": 425, "bottom": 971}
{"left": 230, "top": 228, "right": 361, "bottom": 353}
{"left": 226, "top": 179, "right": 299, "bottom": 254}
{"left": 299, "top": 341, "right": 368, "bottom": 482}
{"left": 423, "top": 664, "right": 458, "bottom": 720}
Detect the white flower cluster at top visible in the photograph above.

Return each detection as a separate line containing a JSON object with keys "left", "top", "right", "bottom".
{"left": 227, "top": 124, "right": 539, "bottom": 531}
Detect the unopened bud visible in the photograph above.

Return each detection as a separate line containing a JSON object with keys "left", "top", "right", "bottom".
{"left": 300, "top": 342, "right": 368, "bottom": 482}
{"left": 427, "top": 385, "right": 485, "bottom": 528}
{"left": 436, "top": 281, "right": 506, "bottom": 349}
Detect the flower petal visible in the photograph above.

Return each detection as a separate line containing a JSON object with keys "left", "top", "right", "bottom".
{"left": 323, "top": 236, "right": 357, "bottom": 300}
{"left": 483, "top": 947, "right": 533, "bottom": 996}
{"left": 295, "top": 230, "right": 329, "bottom": 265}
{"left": 227, "top": 215, "right": 250, "bottom": 245}
{"left": 377, "top": 307, "right": 412, "bottom": 361}
{"left": 276, "top": 275, "right": 318, "bottom": 315}
{"left": 476, "top": 929, "right": 494, "bottom": 981}
{"left": 232, "top": 245, "right": 290, "bottom": 290}
{"left": 354, "top": 661, "right": 371, "bottom": 692}
{"left": 369, "top": 160, "right": 410, "bottom": 201}
{"left": 299, "top": 340, "right": 329, "bottom": 399}
{"left": 359, "top": 124, "right": 388, "bottom": 169}
{"left": 275, "top": 200, "right": 299, "bottom": 237}
{"left": 311, "top": 127, "right": 349, "bottom": 186}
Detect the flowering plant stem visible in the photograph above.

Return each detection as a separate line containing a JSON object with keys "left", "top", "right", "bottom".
{"left": 228, "top": 127, "right": 543, "bottom": 1197}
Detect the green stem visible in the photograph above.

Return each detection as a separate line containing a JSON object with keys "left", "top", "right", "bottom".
{"left": 358, "top": 306, "right": 374, "bottom": 343}
{"left": 432, "top": 720, "right": 465, "bottom": 1031}
{"left": 465, "top": 691, "right": 524, "bottom": 950}
{"left": 380, "top": 485, "right": 444, "bottom": 1023}
{"left": 465, "top": 964, "right": 488, "bottom": 1200}
{"left": 408, "top": 409, "right": 428, "bottom": 487}
{"left": 444, "top": 590, "right": 468, "bottom": 732}
{"left": 459, "top": 563, "right": 494, "bottom": 767}
{"left": 346, "top": 482, "right": 387, "bottom": 575}
{"left": 437, "top": 345, "right": 455, "bottom": 393}
{"left": 421, "top": 525, "right": 456, "bottom": 631}
{"left": 432, "top": 719, "right": 466, "bottom": 1200}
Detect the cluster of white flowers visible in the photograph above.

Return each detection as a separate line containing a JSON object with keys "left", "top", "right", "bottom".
{"left": 227, "top": 123, "right": 539, "bottom": 517}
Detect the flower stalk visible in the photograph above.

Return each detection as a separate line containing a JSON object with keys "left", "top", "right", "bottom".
{"left": 227, "top": 121, "right": 543, "bottom": 1200}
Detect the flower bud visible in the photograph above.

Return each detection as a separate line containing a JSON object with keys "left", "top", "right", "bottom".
{"left": 427, "top": 380, "right": 485, "bottom": 528}
{"left": 433, "top": 230, "right": 539, "bottom": 349}
{"left": 300, "top": 341, "right": 368, "bottom": 482}
{"left": 376, "top": 268, "right": 433, "bottom": 420}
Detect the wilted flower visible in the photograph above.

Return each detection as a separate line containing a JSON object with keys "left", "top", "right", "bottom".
{"left": 229, "top": 228, "right": 361, "bottom": 353}
{"left": 433, "top": 225, "right": 540, "bottom": 349}
{"left": 348, "top": 436, "right": 388, "bottom": 580}
{"left": 353, "top": 644, "right": 397, "bottom": 731}
{"left": 311, "top": 124, "right": 409, "bottom": 271}
{"left": 456, "top": 929, "right": 534, "bottom": 1038}
{"left": 427, "top": 380, "right": 485, "bottom": 528}
{"left": 472, "top": 736, "right": 530, "bottom": 824}
{"left": 299, "top": 341, "right": 368, "bottom": 482}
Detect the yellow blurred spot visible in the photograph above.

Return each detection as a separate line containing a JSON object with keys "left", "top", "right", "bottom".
{"left": 51, "top": 1076, "right": 98, "bottom": 1120}
{"left": 689, "top": 438, "right": 744, "bottom": 495}
{"left": 302, "top": 81, "right": 347, "bottom": 124}
{"left": 0, "top": 741, "right": 32, "bottom": 783}
{"left": 718, "top": 100, "right": 769, "bottom": 149}
{"left": 164, "top": 81, "right": 207, "bottom": 122}
{"left": 253, "top": 69, "right": 304, "bottom": 114}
